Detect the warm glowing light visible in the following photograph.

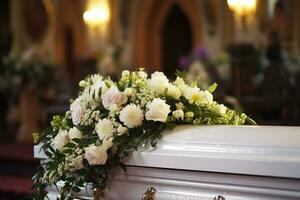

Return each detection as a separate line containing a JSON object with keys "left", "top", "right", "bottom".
{"left": 227, "top": 0, "right": 256, "bottom": 17}
{"left": 83, "top": 0, "right": 110, "bottom": 27}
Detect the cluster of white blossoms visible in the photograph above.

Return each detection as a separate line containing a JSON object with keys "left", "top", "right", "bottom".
{"left": 36, "top": 69, "right": 252, "bottom": 199}
{"left": 49, "top": 69, "right": 247, "bottom": 172}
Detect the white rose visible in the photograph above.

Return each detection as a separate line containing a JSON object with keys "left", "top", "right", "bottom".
{"left": 52, "top": 130, "right": 69, "bottom": 152}
{"left": 68, "top": 127, "right": 83, "bottom": 140}
{"left": 173, "top": 77, "right": 185, "bottom": 86}
{"left": 119, "top": 104, "right": 144, "bottom": 128}
{"left": 70, "top": 99, "right": 86, "bottom": 126}
{"left": 117, "top": 125, "right": 128, "bottom": 135}
{"left": 102, "top": 87, "right": 127, "bottom": 109}
{"left": 84, "top": 145, "right": 108, "bottom": 165}
{"left": 145, "top": 98, "right": 170, "bottom": 122}
{"left": 198, "top": 90, "right": 213, "bottom": 104}
{"left": 96, "top": 119, "right": 115, "bottom": 140}
{"left": 166, "top": 84, "right": 181, "bottom": 99}
{"left": 148, "top": 72, "right": 169, "bottom": 95}
{"left": 215, "top": 104, "right": 227, "bottom": 115}
{"left": 172, "top": 110, "right": 184, "bottom": 120}
{"left": 184, "top": 88, "right": 213, "bottom": 105}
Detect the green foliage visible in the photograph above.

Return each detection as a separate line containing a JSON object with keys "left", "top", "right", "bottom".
{"left": 33, "top": 69, "right": 255, "bottom": 199}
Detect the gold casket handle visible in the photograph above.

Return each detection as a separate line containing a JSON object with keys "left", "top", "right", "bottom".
{"left": 142, "top": 187, "right": 156, "bottom": 200}
{"left": 214, "top": 195, "right": 225, "bottom": 200}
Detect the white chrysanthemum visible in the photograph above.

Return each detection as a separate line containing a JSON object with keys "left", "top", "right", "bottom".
{"left": 215, "top": 104, "right": 227, "bottom": 115}
{"left": 119, "top": 104, "right": 144, "bottom": 128}
{"left": 68, "top": 127, "right": 83, "bottom": 140}
{"left": 90, "top": 81, "right": 104, "bottom": 100}
{"left": 52, "top": 130, "right": 69, "bottom": 152}
{"left": 172, "top": 110, "right": 184, "bottom": 120}
{"left": 145, "top": 98, "right": 170, "bottom": 122}
{"left": 84, "top": 145, "right": 108, "bottom": 165}
{"left": 90, "top": 74, "right": 103, "bottom": 84}
{"left": 70, "top": 98, "right": 86, "bottom": 126}
{"left": 96, "top": 119, "right": 115, "bottom": 140}
{"left": 166, "top": 84, "right": 181, "bottom": 99}
{"left": 148, "top": 71, "right": 169, "bottom": 95}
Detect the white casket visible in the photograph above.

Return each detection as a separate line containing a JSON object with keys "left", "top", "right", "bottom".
{"left": 34, "top": 125, "right": 300, "bottom": 200}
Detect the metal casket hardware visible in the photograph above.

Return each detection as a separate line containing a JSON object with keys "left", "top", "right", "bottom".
{"left": 214, "top": 195, "right": 225, "bottom": 200}
{"left": 142, "top": 187, "right": 156, "bottom": 200}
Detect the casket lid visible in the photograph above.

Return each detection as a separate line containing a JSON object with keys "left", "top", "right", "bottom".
{"left": 34, "top": 125, "right": 300, "bottom": 179}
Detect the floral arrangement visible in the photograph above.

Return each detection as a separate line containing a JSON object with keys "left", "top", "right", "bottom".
{"left": 0, "top": 48, "right": 56, "bottom": 94}
{"left": 33, "top": 69, "right": 255, "bottom": 199}
{"left": 179, "top": 47, "right": 230, "bottom": 89}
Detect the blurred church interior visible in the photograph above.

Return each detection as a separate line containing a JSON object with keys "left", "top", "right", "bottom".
{"left": 0, "top": 0, "right": 299, "bottom": 198}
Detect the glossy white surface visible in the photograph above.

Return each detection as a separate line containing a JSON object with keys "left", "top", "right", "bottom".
{"left": 46, "top": 166, "right": 300, "bottom": 200}
{"left": 34, "top": 125, "right": 300, "bottom": 178}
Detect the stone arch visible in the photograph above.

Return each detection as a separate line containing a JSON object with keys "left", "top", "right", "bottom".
{"left": 132, "top": 0, "right": 202, "bottom": 71}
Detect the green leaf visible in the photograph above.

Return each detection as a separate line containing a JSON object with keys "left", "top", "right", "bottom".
{"left": 245, "top": 116, "right": 257, "bottom": 125}
{"left": 208, "top": 83, "right": 218, "bottom": 93}
{"left": 64, "top": 143, "right": 76, "bottom": 148}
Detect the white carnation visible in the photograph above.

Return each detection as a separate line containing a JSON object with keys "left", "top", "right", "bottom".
{"left": 96, "top": 119, "right": 115, "bottom": 140}
{"left": 145, "top": 98, "right": 170, "bottom": 122}
{"left": 172, "top": 110, "right": 184, "bottom": 120}
{"left": 148, "top": 72, "right": 169, "bottom": 95}
{"left": 68, "top": 127, "right": 83, "bottom": 140}
{"left": 119, "top": 104, "right": 144, "bottom": 128}
{"left": 166, "top": 84, "right": 181, "bottom": 99}
{"left": 84, "top": 145, "right": 108, "bottom": 165}
{"left": 52, "top": 130, "right": 69, "bottom": 152}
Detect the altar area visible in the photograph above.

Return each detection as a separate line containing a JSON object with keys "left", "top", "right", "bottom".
{"left": 34, "top": 126, "right": 300, "bottom": 200}
{"left": 0, "top": 0, "right": 300, "bottom": 199}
